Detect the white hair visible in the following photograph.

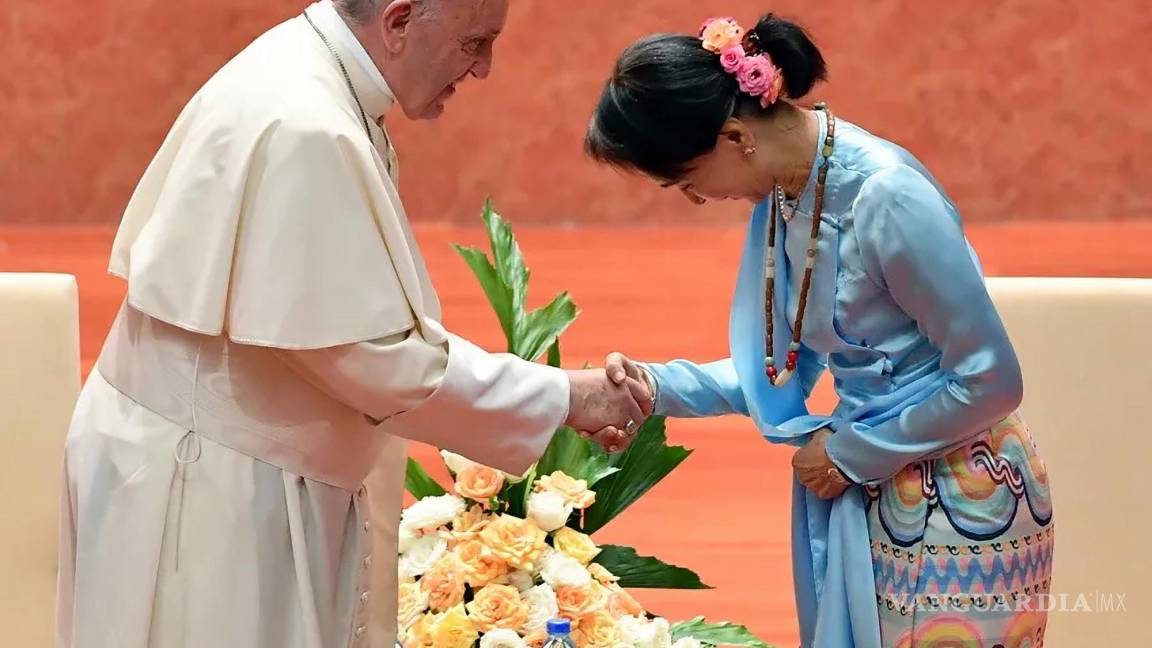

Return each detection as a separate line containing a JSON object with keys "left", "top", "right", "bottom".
{"left": 334, "top": 0, "right": 385, "bottom": 24}
{"left": 334, "top": 0, "right": 437, "bottom": 25}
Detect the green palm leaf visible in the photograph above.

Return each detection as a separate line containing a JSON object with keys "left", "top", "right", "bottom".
{"left": 514, "top": 291, "right": 579, "bottom": 362}
{"left": 452, "top": 244, "right": 515, "bottom": 345}
{"left": 581, "top": 416, "right": 689, "bottom": 533}
{"left": 404, "top": 457, "right": 447, "bottom": 499}
{"left": 593, "top": 545, "right": 710, "bottom": 589}
{"left": 670, "top": 617, "right": 773, "bottom": 648}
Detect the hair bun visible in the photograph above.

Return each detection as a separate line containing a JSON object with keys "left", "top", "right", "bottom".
{"left": 749, "top": 13, "right": 827, "bottom": 99}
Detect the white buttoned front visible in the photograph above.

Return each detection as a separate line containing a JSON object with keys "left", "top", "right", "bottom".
{"left": 348, "top": 483, "right": 374, "bottom": 647}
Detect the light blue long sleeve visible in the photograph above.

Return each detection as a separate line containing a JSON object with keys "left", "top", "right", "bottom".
{"left": 823, "top": 165, "right": 1023, "bottom": 485}
{"left": 646, "top": 344, "right": 824, "bottom": 419}
{"left": 643, "top": 358, "right": 748, "bottom": 418}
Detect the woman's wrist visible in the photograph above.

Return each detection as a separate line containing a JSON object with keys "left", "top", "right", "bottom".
{"left": 638, "top": 364, "right": 659, "bottom": 414}
{"left": 822, "top": 435, "right": 857, "bottom": 485}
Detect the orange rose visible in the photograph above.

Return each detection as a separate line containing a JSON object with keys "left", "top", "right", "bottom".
{"left": 524, "top": 629, "right": 547, "bottom": 648}
{"left": 556, "top": 582, "right": 608, "bottom": 619}
{"left": 553, "top": 527, "right": 601, "bottom": 565}
{"left": 700, "top": 18, "right": 744, "bottom": 53}
{"left": 421, "top": 555, "right": 467, "bottom": 611}
{"left": 606, "top": 586, "right": 644, "bottom": 618}
{"left": 451, "top": 505, "right": 491, "bottom": 542}
{"left": 404, "top": 612, "right": 437, "bottom": 648}
{"left": 467, "top": 584, "right": 530, "bottom": 632}
{"left": 587, "top": 563, "right": 619, "bottom": 585}
{"left": 454, "top": 538, "right": 510, "bottom": 588}
{"left": 573, "top": 611, "right": 621, "bottom": 648}
{"left": 480, "top": 515, "right": 549, "bottom": 571}
{"left": 398, "top": 579, "right": 430, "bottom": 630}
{"left": 535, "top": 471, "right": 596, "bottom": 509}
{"left": 456, "top": 463, "right": 506, "bottom": 501}
{"left": 432, "top": 605, "right": 479, "bottom": 648}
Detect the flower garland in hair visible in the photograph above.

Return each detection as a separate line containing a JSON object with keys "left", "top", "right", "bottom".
{"left": 699, "top": 17, "right": 784, "bottom": 108}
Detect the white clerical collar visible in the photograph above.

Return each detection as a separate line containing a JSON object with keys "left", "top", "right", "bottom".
{"left": 304, "top": 0, "right": 396, "bottom": 119}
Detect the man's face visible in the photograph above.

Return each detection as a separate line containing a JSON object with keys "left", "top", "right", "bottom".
{"left": 385, "top": 0, "right": 508, "bottom": 119}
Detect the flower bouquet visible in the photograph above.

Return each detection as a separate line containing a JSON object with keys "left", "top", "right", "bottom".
{"left": 398, "top": 201, "right": 770, "bottom": 648}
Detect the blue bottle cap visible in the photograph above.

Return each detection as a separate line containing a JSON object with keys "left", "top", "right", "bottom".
{"left": 547, "top": 618, "right": 571, "bottom": 635}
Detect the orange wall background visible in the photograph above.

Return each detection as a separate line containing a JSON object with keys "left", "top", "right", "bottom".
{"left": 2, "top": 0, "right": 1148, "bottom": 226}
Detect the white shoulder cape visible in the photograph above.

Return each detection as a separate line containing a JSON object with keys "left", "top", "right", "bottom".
{"left": 108, "top": 13, "right": 440, "bottom": 350}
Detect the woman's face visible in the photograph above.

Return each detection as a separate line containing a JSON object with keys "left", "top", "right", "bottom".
{"left": 661, "top": 122, "right": 773, "bottom": 205}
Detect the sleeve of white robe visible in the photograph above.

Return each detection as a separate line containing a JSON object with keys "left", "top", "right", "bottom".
{"left": 273, "top": 328, "right": 569, "bottom": 475}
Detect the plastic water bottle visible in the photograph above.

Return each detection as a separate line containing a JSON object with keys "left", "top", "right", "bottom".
{"left": 542, "top": 618, "right": 576, "bottom": 648}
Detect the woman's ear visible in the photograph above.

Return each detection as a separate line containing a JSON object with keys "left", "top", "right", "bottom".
{"left": 717, "top": 118, "right": 756, "bottom": 155}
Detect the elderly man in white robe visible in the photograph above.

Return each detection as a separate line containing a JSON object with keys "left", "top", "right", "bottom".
{"left": 54, "top": 1, "right": 651, "bottom": 646}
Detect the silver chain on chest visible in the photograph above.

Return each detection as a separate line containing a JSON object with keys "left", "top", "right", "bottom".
{"left": 303, "top": 10, "right": 375, "bottom": 146}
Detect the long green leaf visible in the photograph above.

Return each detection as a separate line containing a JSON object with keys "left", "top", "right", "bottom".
{"left": 546, "top": 340, "right": 562, "bottom": 368}
{"left": 671, "top": 617, "right": 773, "bottom": 648}
{"left": 592, "top": 545, "right": 710, "bottom": 589}
{"left": 504, "top": 463, "right": 537, "bottom": 519}
{"left": 514, "top": 292, "right": 579, "bottom": 362}
{"left": 405, "top": 458, "right": 447, "bottom": 499}
{"left": 582, "top": 454, "right": 621, "bottom": 487}
{"left": 582, "top": 416, "right": 689, "bottom": 533}
{"left": 481, "top": 200, "right": 529, "bottom": 331}
{"left": 534, "top": 427, "right": 594, "bottom": 480}
{"left": 453, "top": 244, "right": 515, "bottom": 346}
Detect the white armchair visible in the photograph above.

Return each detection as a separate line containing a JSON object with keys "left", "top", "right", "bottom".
{"left": 988, "top": 277, "right": 1151, "bottom": 647}
{"left": 0, "top": 273, "right": 80, "bottom": 646}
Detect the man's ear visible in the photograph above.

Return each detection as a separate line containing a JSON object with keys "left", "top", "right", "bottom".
{"left": 378, "top": 0, "right": 416, "bottom": 54}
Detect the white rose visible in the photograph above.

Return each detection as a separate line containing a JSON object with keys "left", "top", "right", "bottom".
{"left": 480, "top": 629, "right": 527, "bottom": 648}
{"left": 635, "top": 618, "right": 672, "bottom": 648}
{"left": 398, "top": 523, "right": 418, "bottom": 554}
{"left": 539, "top": 549, "right": 592, "bottom": 589}
{"left": 519, "top": 584, "right": 560, "bottom": 634}
{"left": 671, "top": 638, "right": 701, "bottom": 648}
{"left": 401, "top": 494, "right": 466, "bottom": 532}
{"left": 507, "top": 569, "right": 536, "bottom": 593}
{"left": 618, "top": 616, "right": 647, "bottom": 645}
{"left": 527, "top": 491, "right": 572, "bottom": 532}
{"left": 398, "top": 535, "right": 448, "bottom": 579}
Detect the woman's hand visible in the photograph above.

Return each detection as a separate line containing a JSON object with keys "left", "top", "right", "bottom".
{"left": 792, "top": 428, "right": 852, "bottom": 499}
{"left": 604, "top": 352, "right": 655, "bottom": 414}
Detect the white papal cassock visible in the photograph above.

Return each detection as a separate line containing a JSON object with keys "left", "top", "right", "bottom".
{"left": 55, "top": 2, "right": 570, "bottom": 647}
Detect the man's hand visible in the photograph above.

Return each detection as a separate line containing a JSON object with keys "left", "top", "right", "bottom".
{"left": 565, "top": 369, "right": 652, "bottom": 453}
{"left": 586, "top": 352, "right": 658, "bottom": 453}
{"left": 792, "top": 428, "right": 852, "bottom": 499}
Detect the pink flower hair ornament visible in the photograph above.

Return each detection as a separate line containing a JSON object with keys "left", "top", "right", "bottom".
{"left": 698, "top": 17, "right": 785, "bottom": 108}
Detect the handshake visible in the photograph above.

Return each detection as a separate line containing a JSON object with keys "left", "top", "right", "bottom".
{"left": 562, "top": 353, "right": 652, "bottom": 453}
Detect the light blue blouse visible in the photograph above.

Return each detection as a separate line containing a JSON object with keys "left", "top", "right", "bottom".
{"left": 644, "top": 109, "right": 1023, "bottom": 647}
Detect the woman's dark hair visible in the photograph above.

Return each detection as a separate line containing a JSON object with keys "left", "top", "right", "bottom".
{"left": 586, "top": 13, "right": 827, "bottom": 181}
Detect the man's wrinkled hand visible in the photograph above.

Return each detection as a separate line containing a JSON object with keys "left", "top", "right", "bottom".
{"left": 564, "top": 369, "right": 651, "bottom": 452}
